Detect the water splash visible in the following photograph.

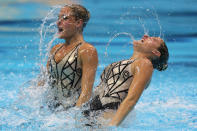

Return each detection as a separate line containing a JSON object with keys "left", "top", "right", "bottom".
{"left": 44, "top": 33, "right": 58, "bottom": 65}
{"left": 39, "top": 5, "right": 62, "bottom": 71}
{"left": 151, "top": 6, "right": 164, "bottom": 38}
{"left": 104, "top": 5, "right": 165, "bottom": 58}
{"left": 138, "top": 17, "right": 149, "bottom": 35}
{"left": 105, "top": 32, "right": 135, "bottom": 57}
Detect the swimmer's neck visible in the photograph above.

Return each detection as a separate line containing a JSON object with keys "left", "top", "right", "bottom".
{"left": 64, "top": 32, "right": 84, "bottom": 45}
{"left": 131, "top": 52, "right": 150, "bottom": 60}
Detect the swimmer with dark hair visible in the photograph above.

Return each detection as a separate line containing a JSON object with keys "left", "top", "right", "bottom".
{"left": 84, "top": 35, "right": 169, "bottom": 126}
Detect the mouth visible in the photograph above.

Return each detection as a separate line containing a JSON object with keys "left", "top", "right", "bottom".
{"left": 58, "top": 27, "right": 64, "bottom": 33}
{"left": 142, "top": 35, "right": 148, "bottom": 41}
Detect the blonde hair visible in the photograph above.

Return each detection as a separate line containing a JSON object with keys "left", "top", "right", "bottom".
{"left": 65, "top": 4, "right": 90, "bottom": 29}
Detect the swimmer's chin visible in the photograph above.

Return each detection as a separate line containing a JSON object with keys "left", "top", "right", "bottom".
{"left": 57, "top": 33, "right": 65, "bottom": 39}
{"left": 133, "top": 40, "right": 139, "bottom": 45}
{"left": 133, "top": 40, "right": 142, "bottom": 45}
{"left": 57, "top": 30, "right": 65, "bottom": 39}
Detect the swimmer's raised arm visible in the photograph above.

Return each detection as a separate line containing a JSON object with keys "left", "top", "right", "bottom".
{"left": 109, "top": 58, "right": 153, "bottom": 126}
{"left": 75, "top": 43, "right": 98, "bottom": 107}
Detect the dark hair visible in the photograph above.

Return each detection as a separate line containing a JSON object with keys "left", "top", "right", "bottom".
{"left": 152, "top": 41, "right": 169, "bottom": 71}
{"left": 65, "top": 4, "right": 90, "bottom": 29}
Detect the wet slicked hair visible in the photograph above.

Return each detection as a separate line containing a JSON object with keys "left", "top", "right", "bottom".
{"left": 65, "top": 4, "right": 90, "bottom": 30}
{"left": 152, "top": 41, "right": 169, "bottom": 71}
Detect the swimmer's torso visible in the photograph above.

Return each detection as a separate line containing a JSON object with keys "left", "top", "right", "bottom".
{"left": 95, "top": 59, "right": 135, "bottom": 108}
{"left": 48, "top": 43, "right": 82, "bottom": 109}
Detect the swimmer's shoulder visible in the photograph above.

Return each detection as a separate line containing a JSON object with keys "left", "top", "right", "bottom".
{"left": 79, "top": 42, "right": 97, "bottom": 51}
{"left": 78, "top": 42, "right": 98, "bottom": 62}
{"left": 79, "top": 42, "right": 98, "bottom": 56}
{"left": 50, "top": 43, "right": 64, "bottom": 54}
{"left": 131, "top": 58, "right": 153, "bottom": 74}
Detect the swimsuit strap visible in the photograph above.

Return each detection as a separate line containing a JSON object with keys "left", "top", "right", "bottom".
{"left": 54, "top": 44, "right": 64, "bottom": 55}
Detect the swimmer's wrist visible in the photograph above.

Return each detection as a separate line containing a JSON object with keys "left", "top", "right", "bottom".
{"left": 108, "top": 120, "right": 118, "bottom": 126}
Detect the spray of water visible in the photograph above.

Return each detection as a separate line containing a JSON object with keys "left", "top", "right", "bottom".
{"left": 39, "top": 6, "right": 60, "bottom": 58}
{"left": 151, "top": 6, "right": 164, "bottom": 38}
{"left": 105, "top": 32, "right": 135, "bottom": 57}
{"left": 104, "top": 5, "right": 165, "bottom": 58}
{"left": 138, "top": 17, "right": 149, "bottom": 35}
{"left": 39, "top": 5, "right": 62, "bottom": 74}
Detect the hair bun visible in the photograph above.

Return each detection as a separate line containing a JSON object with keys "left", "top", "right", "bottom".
{"left": 162, "top": 64, "right": 168, "bottom": 71}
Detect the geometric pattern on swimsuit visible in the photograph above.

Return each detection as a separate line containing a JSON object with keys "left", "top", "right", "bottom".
{"left": 48, "top": 43, "right": 82, "bottom": 99}
{"left": 98, "top": 59, "right": 135, "bottom": 106}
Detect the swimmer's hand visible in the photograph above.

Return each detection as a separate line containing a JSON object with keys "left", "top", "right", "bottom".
{"left": 108, "top": 121, "right": 116, "bottom": 126}
{"left": 37, "top": 80, "right": 45, "bottom": 87}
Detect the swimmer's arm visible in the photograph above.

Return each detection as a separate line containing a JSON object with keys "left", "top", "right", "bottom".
{"left": 109, "top": 59, "right": 153, "bottom": 126}
{"left": 75, "top": 45, "right": 98, "bottom": 107}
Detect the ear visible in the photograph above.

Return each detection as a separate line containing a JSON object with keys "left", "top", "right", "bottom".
{"left": 76, "top": 19, "right": 83, "bottom": 28}
{"left": 152, "top": 49, "right": 161, "bottom": 57}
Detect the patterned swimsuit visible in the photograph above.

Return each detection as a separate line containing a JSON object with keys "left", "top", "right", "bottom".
{"left": 89, "top": 59, "right": 135, "bottom": 110}
{"left": 48, "top": 43, "right": 82, "bottom": 109}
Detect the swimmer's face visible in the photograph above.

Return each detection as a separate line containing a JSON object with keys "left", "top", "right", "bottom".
{"left": 57, "top": 7, "right": 81, "bottom": 39}
{"left": 133, "top": 35, "right": 163, "bottom": 55}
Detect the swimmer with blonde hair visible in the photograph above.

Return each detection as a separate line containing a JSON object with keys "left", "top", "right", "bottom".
{"left": 46, "top": 4, "right": 98, "bottom": 110}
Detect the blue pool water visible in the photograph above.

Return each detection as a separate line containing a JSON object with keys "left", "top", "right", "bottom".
{"left": 0, "top": 0, "right": 197, "bottom": 130}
